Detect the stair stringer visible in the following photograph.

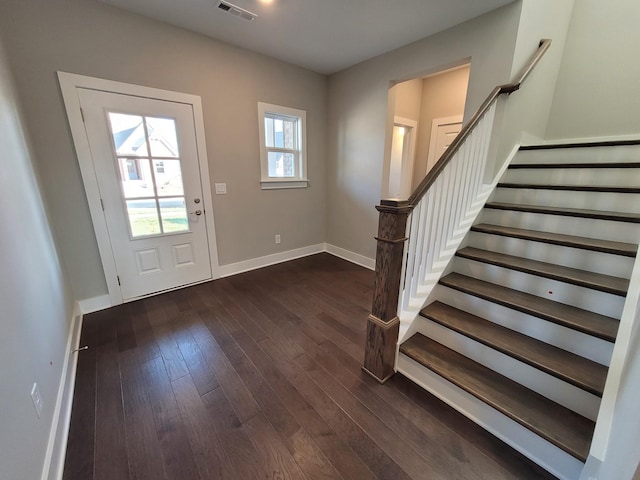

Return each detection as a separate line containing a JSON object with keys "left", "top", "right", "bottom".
{"left": 397, "top": 146, "right": 518, "bottom": 344}
{"left": 398, "top": 353, "right": 585, "bottom": 480}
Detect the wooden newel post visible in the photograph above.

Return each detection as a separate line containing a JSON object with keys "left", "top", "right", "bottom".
{"left": 362, "top": 200, "right": 411, "bottom": 383}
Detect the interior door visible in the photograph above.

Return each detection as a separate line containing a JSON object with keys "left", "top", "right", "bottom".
{"left": 427, "top": 116, "right": 463, "bottom": 172}
{"left": 78, "top": 88, "right": 212, "bottom": 300}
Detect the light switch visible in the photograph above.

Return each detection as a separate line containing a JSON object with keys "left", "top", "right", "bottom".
{"left": 215, "top": 183, "right": 227, "bottom": 195}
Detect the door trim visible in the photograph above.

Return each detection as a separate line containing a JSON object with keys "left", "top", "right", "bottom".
{"left": 58, "top": 72, "right": 219, "bottom": 306}
{"left": 427, "top": 114, "right": 463, "bottom": 172}
{"left": 389, "top": 116, "right": 418, "bottom": 199}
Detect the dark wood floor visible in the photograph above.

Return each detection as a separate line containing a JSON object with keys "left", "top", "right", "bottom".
{"left": 63, "top": 253, "right": 556, "bottom": 480}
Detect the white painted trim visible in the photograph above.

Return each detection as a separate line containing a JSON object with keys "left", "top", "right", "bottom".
{"left": 78, "top": 294, "right": 112, "bottom": 314}
{"left": 41, "top": 303, "right": 84, "bottom": 480}
{"left": 388, "top": 116, "right": 418, "bottom": 199}
{"left": 427, "top": 114, "right": 463, "bottom": 172}
{"left": 257, "top": 102, "right": 308, "bottom": 189}
{"left": 589, "top": 246, "right": 640, "bottom": 461}
{"left": 57, "top": 71, "right": 219, "bottom": 305}
{"left": 325, "top": 243, "right": 375, "bottom": 270}
{"left": 217, "top": 244, "right": 325, "bottom": 278}
{"left": 77, "top": 244, "right": 374, "bottom": 311}
{"left": 260, "top": 179, "right": 309, "bottom": 189}
{"left": 533, "top": 133, "right": 640, "bottom": 146}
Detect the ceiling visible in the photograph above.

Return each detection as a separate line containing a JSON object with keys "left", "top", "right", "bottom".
{"left": 100, "top": 0, "right": 515, "bottom": 74}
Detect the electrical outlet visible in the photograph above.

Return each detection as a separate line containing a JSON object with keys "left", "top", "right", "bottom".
{"left": 275, "top": 234, "right": 281, "bottom": 244}
{"left": 215, "top": 183, "right": 227, "bottom": 194}
{"left": 31, "top": 383, "right": 43, "bottom": 418}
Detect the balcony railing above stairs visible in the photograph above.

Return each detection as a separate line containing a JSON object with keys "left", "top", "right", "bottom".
{"left": 362, "top": 39, "right": 552, "bottom": 383}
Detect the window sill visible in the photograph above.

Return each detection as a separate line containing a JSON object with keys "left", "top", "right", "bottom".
{"left": 260, "top": 179, "right": 309, "bottom": 190}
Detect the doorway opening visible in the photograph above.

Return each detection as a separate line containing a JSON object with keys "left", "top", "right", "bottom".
{"left": 383, "top": 63, "right": 471, "bottom": 199}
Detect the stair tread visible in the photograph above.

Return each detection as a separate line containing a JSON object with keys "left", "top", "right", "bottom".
{"left": 456, "top": 246, "right": 629, "bottom": 296}
{"left": 520, "top": 140, "right": 640, "bottom": 150}
{"left": 498, "top": 183, "right": 640, "bottom": 193}
{"left": 400, "top": 333, "right": 595, "bottom": 461}
{"left": 509, "top": 162, "right": 640, "bottom": 169}
{"left": 485, "top": 202, "right": 640, "bottom": 223}
{"left": 439, "top": 273, "right": 619, "bottom": 342}
{"left": 420, "top": 302, "right": 607, "bottom": 396}
{"left": 471, "top": 223, "right": 637, "bottom": 257}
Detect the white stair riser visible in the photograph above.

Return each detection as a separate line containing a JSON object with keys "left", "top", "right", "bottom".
{"left": 515, "top": 145, "right": 640, "bottom": 165}
{"left": 412, "top": 316, "right": 601, "bottom": 419}
{"left": 467, "top": 231, "right": 634, "bottom": 279}
{"left": 451, "top": 257, "right": 625, "bottom": 319}
{"left": 479, "top": 209, "right": 640, "bottom": 244}
{"left": 501, "top": 168, "right": 640, "bottom": 188}
{"left": 397, "top": 355, "right": 585, "bottom": 480}
{"left": 434, "top": 285, "right": 614, "bottom": 366}
{"left": 492, "top": 188, "right": 640, "bottom": 213}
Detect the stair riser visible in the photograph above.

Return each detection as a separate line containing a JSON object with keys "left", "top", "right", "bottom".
{"left": 502, "top": 168, "right": 640, "bottom": 188}
{"left": 492, "top": 188, "right": 640, "bottom": 213}
{"left": 515, "top": 145, "right": 640, "bottom": 164}
{"left": 434, "top": 285, "right": 614, "bottom": 365}
{"left": 467, "top": 231, "right": 633, "bottom": 279}
{"left": 451, "top": 257, "right": 625, "bottom": 318}
{"left": 479, "top": 209, "right": 640, "bottom": 244}
{"left": 397, "top": 355, "right": 585, "bottom": 480}
{"left": 413, "top": 316, "right": 601, "bottom": 419}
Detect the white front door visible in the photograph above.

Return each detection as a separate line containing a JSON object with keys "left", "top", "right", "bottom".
{"left": 77, "top": 88, "right": 213, "bottom": 300}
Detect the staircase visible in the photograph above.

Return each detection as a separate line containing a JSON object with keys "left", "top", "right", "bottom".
{"left": 397, "top": 143, "right": 640, "bottom": 480}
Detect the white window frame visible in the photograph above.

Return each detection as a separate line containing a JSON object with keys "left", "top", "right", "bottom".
{"left": 257, "top": 102, "right": 308, "bottom": 189}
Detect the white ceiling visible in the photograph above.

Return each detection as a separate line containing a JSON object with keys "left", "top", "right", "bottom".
{"left": 100, "top": 0, "right": 515, "bottom": 74}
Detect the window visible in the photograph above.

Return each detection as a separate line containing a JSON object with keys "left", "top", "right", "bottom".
{"left": 108, "top": 112, "right": 189, "bottom": 238}
{"left": 258, "top": 102, "right": 308, "bottom": 189}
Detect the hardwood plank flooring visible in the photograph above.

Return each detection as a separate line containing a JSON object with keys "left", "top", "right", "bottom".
{"left": 63, "top": 253, "right": 557, "bottom": 480}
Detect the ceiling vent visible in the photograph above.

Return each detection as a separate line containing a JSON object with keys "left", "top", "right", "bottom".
{"left": 217, "top": 1, "right": 258, "bottom": 21}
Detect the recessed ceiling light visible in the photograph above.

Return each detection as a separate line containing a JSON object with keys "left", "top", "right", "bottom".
{"left": 257, "top": 0, "right": 274, "bottom": 5}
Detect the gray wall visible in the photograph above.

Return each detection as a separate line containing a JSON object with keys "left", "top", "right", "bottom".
{"left": 546, "top": 0, "right": 640, "bottom": 140}
{"left": 0, "top": 0, "right": 327, "bottom": 302}
{"left": 325, "top": 3, "right": 522, "bottom": 261}
{"left": 0, "top": 37, "right": 74, "bottom": 480}
{"left": 392, "top": 78, "right": 424, "bottom": 122}
{"left": 495, "top": 0, "right": 574, "bottom": 165}
{"left": 414, "top": 65, "right": 470, "bottom": 187}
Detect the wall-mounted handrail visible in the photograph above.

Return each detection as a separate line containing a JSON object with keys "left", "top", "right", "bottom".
{"left": 363, "top": 39, "right": 552, "bottom": 384}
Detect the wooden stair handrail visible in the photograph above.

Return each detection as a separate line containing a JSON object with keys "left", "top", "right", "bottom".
{"left": 363, "top": 39, "right": 552, "bottom": 384}
{"left": 381, "top": 39, "right": 552, "bottom": 211}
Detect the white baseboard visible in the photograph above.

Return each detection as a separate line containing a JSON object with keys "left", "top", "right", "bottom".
{"left": 42, "top": 303, "right": 84, "bottom": 480}
{"left": 79, "top": 244, "right": 374, "bottom": 311}
{"left": 78, "top": 294, "right": 111, "bottom": 314}
{"left": 216, "top": 243, "right": 326, "bottom": 278}
{"left": 324, "top": 243, "right": 375, "bottom": 270}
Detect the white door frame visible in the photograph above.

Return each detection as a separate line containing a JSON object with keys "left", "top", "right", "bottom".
{"left": 427, "top": 114, "right": 463, "bottom": 172}
{"left": 388, "top": 116, "right": 418, "bottom": 199}
{"left": 58, "top": 72, "right": 219, "bottom": 306}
